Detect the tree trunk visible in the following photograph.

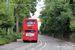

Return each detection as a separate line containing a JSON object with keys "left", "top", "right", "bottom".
{"left": 16, "top": 11, "right": 19, "bottom": 34}
{"left": 8, "top": 28, "right": 9, "bottom": 35}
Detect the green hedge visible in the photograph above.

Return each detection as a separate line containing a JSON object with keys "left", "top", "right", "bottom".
{"left": 0, "top": 33, "right": 22, "bottom": 45}
{"left": 70, "top": 32, "right": 75, "bottom": 41}
{"left": 40, "top": 15, "right": 71, "bottom": 38}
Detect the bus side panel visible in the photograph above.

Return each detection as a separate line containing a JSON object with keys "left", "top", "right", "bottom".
{"left": 23, "top": 19, "right": 25, "bottom": 40}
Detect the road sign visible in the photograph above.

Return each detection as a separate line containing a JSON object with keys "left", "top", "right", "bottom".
{"left": 12, "top": 27, "right": 14, "bottom": 28}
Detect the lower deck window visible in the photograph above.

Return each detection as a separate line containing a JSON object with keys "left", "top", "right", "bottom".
{"left": 25, "top": 30, "right": 35, "bottom": 32}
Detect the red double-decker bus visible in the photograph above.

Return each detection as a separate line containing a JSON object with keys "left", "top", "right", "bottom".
{"left": 23, "top": 19, "right": 38, "bottom": 42}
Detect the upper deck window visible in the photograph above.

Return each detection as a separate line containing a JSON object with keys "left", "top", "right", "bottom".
{"left": 26, "top": 20, "right": 35, "bottom": 24}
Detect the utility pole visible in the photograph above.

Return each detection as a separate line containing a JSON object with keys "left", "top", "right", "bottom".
{"left": 6, "top": 0, "right": 9, "bottom": 35}
{"left": 6, "top": 0, "right": 8, "bottom": 7}
{"left": 12, "top": 8, "right": 14, "bottom": 34}
{"left": 6, "top": 0, "right": 14, "bottom": 34}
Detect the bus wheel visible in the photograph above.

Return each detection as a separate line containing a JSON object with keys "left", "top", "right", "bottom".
{"left": 34, "top": 41, "right": 37, "bottom": 43}
{"left": 36, "top": 41, "right": 37, "bottom": 42}
{"left": 23, "top": 40, "right": 26, "bottom": 42}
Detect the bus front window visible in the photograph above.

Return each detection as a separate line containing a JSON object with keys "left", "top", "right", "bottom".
{"left": 26, "top": 20, "right": 35, "bottom": 24}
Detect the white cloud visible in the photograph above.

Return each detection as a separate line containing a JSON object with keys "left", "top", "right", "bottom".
{"left": 29, "top": 0, "right": 45, "bottom": 30}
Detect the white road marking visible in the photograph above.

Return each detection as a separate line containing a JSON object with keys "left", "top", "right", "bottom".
{"left": 39, "top": 39, "right": 47, "bottom": 50}
{"left": 37, "top": 39, "right": 42, "bottom": 47}
{"left": 32, "top": 39, "right": 42, "bottom": 50}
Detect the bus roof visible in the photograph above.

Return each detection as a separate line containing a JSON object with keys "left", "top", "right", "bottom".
{"left": 24, "top": 19, "right": 37, "bottom": 20}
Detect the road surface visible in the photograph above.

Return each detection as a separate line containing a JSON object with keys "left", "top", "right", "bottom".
{"left": 0, "top": 35, "right": 75, "bottom": 50}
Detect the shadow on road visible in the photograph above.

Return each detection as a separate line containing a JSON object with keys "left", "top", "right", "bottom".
{"left": 23, "top": 41, "right": 37, "bottom": 43}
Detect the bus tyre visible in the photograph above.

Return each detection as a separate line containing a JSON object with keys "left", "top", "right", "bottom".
{"left": 23, "top": 40, "right": 26, "bottom": 42}
{"left": 34, "top": 41, "right": 37, "bottom": 43}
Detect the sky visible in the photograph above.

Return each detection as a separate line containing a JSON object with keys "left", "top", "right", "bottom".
{"left": 29, "top": 0, "right": 45, "bottom": 30}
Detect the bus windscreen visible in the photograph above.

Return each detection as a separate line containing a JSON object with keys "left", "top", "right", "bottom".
{"left": 25, "top": 20, "right": 35, "bottom": 24}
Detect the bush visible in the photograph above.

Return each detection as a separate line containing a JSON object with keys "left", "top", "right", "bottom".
{"left": 16, "top": 33, "right": 22, "bottom": 39}
{"left": 71, "top": 27, "right": 75, "bottom": 32}
{"left": 70, "top": 33, "right": 75, "bottom": 41}
{"left": 0, "top": 32, "right": 22, "bottom": 45}
{"left": 0, "top": 38, "right": 6, "bottom": 45}
{"left": 0, "top": 28, "right": 7, "bottom": 37}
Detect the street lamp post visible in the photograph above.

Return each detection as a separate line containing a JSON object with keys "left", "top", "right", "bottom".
{"left": 6, "top": 0, "right": 14, "bottom": 34}
{"left": 6, "top": 0, "right": 10, "bottom": 35}
{"left": 6, "top": 0, "right": 8, "bottom": 7}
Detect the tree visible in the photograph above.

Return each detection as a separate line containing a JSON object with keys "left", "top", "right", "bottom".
{"left": 69, "top": 0, "right": 73, "bottom": 4}
{"left": 0, "top": 0, "right": 15, "bottom": 34}
{"left": 69, "top": 0, "right": 75, "bottom": 16}
{"left": 12, "top": 0, "right": 36, "bottom": 34}
{"left": 39, "top": 0, "right": 72, "bottom": 38}
{"left": 0, "top": 0, "right": 15, "bottom": 28}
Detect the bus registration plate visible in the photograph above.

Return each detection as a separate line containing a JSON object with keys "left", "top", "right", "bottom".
{"left": 26, "top": 33, "right": 34, "bottom": 36}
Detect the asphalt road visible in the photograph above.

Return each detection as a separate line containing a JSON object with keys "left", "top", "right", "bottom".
{"left": 0, "top": 35, "right": 75, "bottom": 50}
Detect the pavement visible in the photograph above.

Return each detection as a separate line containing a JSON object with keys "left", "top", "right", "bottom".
{"left": 64, "top": 41, "right": 75, "bottom": 47}
{"left": 42, "top": 35, "right": 75, "bottom": 47}
{"left": 54, "top": 37, "right": 75, "bottom": 47}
